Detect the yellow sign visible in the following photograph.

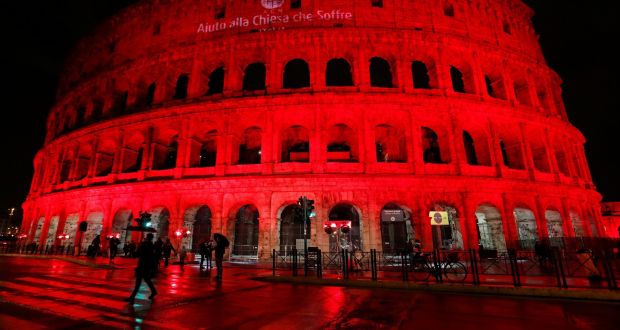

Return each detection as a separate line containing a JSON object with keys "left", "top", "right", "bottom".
{"left": 429, "top": 211, "right": 449, "bottom": 226}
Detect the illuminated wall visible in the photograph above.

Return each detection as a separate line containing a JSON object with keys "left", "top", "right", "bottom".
{"left": 21, "top": 0, "right": 604, "bottom": 258}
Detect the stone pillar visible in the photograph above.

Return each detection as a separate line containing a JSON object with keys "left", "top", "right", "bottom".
{"left": 500, "top": 194, "right": 518, "bottom": 247}
{"left": 448, "top": 111, "right": 463, "bottom": 175}
{"left": 461, "top": 193, "right": 478, "bottom": 249}
{"left": 519, "top": 123, "right": 535, "bottom": 178}
{"left": 410, "top": 114, "right": 424, "bottom": 175}
{"left": 488, "top": 120, "right": 504, "bottom": 177}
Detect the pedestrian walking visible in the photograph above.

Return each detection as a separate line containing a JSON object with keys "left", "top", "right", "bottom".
{"left": 125, "top": 233, "right": 157, "bottom": 304}
{"left": 109, "top": 236, "right": 120, "bottom": 263}
{"left": 179, "top": 247, "right": 187, "bottom": 271}
{"left": 162, "top": 238, "right": 176, "bottom": 267}
{"left": 88, "top": 235, "right": 101, "bottom": 258}
{"left": 213, "top": 233, "right": 229, "bottom": 280}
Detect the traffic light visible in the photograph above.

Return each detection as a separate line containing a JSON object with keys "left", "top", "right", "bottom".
{"left": 305, "top": 199, "right": 315, "bottom": 218}
{"left": 136, "top": 211, "right": 152, "bottom": 228}
{"left": 295, "top": 197, "right": 305, "bottom": 221}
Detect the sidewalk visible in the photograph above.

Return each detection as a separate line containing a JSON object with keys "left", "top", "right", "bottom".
{"left": 256, "top": 274, "right": 620, "bottom": 302}
{"left": 4, "top": 253, "right": 619, "bottom": 302}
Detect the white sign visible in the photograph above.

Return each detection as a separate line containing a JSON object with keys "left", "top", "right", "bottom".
{"left": 198, "top": 9, "right": 354, "bottom": 34}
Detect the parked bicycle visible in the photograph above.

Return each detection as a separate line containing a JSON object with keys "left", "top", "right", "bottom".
{"left": 409, "top": 251, "right": 468, "bottom": 282}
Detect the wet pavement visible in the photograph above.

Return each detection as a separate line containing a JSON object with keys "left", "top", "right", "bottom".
{"left": 0, "top": 255, "right": 619, "bottom": 329}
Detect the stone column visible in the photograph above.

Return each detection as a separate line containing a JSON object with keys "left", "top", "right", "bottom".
{"left": 488, "top": 120, "right": 504, "bottom": 178}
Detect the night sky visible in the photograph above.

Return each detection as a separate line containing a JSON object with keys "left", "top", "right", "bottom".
{"left": 0, "top": 1, "right": 617, "bottom": 219}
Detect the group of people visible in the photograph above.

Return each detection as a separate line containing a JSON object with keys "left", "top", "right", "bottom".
{"left": 125, "top": 232, "right": 228, "bottom": 304}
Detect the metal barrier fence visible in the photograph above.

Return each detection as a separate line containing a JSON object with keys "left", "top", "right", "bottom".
{"left": 271, "top": 244, "right": 620, "bottom": 291}
{"left": 0, "top": 242, "right": 77, "bottom": 256}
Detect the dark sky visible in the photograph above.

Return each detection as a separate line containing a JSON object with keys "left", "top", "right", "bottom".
{"left": 0, "top": 1, "right": 617, "bottom": 218}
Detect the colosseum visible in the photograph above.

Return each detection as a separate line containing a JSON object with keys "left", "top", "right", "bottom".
{"left": 21, "top": 0, "right": 604, "bottom": 260}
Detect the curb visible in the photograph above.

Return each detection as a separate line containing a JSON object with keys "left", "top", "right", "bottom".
{"left": 255, "top": 276, "right": 620, "bottom": 302}
{"left": 0, "top": 254, "right": 118, "bottom": 269}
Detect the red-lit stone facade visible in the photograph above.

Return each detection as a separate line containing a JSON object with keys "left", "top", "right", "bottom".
{"left": 21, "top": 0, "right": 605, "bottom": 258}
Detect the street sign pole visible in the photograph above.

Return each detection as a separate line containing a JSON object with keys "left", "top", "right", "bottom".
{"left": 303, "top": 196, "right": 309, "bottom": 276}
{"left": 303, "top": 196, "right": 308, "bottom": 255}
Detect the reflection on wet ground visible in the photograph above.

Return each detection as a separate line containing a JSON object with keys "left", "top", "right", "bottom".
{"left": 0, "top": 256, "right": 618, "bottom": 329}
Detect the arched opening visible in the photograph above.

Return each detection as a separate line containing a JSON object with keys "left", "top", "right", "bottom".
{"left": 530, "top": 137, "right": 551, "bottom": 173}
{"left": 484, "top": 73, "right": 507, "bottom": 100}
{"left": 536, "top": 83, "right": 552, "bottom": 113}
{"left": 512, "top": 77, "right": 531, "bottom": 106}
{"left": 514, "top": 207, "right": 538, "bottom": 250}
{"left": 499, "top": 133, "right": 525, "bottom": 169}
{"left": 152, "top": 133, "right": 179, "bottom": 170}
{"left": 146, "top": 82, "right": 156, "bottom": 106}
{"left": 174, "top": 74, "right": 190, "bottom": 99}
{"left": 110, "top": 91, "right": 128, "bottom": 116}
{"left": 233, "top": 205, "right": 259, "bottom": 256}
{"left": 462, "top": 126, "right": 492, "bottom": 166}
{"left": 92, "top": 99, "right": 104, "bottom": 121}
{"left": 450, "top": 66, "right": 465, "bottom": 93}
{"left": 149, "top": 207, "right": 170, "bottom": 242}
{"left": 75, "top": 144, "right": 93, "bottom": 180}
{"left": 32, "top": 217, "right": 45, "bottom": 243}
{"left": 183, "top": 206, "right": 212, "bottom": 252}
{"left": 326, "top": 58, "right": 353, "bottom": 86}
{"left": 476, "top": 204, "right": 507, "bottom": 252}
{"left": 207, "top": 66, "right": 225, "bottom": 95}
{"left": 45, "top": 216, "right": 60, "bottom": 247}
{"left": 554, "top": 146, "right": 570, "bottom": 177}
{"left": 570, "top": 211, "right": 585, "bottom": 238}
{"left": 59, "top": 150, "right": 74, "bottom": 183}
{"left": 198, "top": 130, "right": 218, "bottom": 167}
{"left": 76, "top": 105, "right": 86, "bottom": 127}
{"left": 422, "top": 127, "right": 443, "bottom": 164}
{"left": 279, "top": 204, "right": 309, "bottom": 254}
{"left": 463, "top": 131, "right": 478, "bottom": 165}
{"left": 444, "top": 2, "right": 455, "bottom": 17}
{"left": 545, "top": 209, "right": 564, "bottom": 246}
{"left": 430, "top": 203, "right": 463, "bottom": 250}
{"left": 328, "top": 203, "right": 361, "bottom": 252}
{"left": 121, "top": 134, "right": 144, "bottom": 173}
{"left": 380, "top": 203, "right": 413, "bottom": 254}
{"left": 95, "top": 139, "right": 115, "bottom": 177}
{"left": 238, "top": 127, "right": 262, "bottom": 165}
{"left": 80, "top": 212, "right": 104, "bottom": 253}
{"left": 281, "top": 125, "right": 310, "bottom": 163}
{"left": 327, "top": 124, "right": 357, "bottom": 162}
{"left": 61, "top": 214, "right": 79, "bottom": 247}
{"left": 111, "top": 209, "right": 133, "bottom": 250}
{"left": 412, "top": 61, "right": 431, "bottom": 89}
{"left": 283, "top": 59, "right": 310, "bottom": 89}
{"left": 369, "top": 57, "right": 393, "bottom": 88}
{"left": 243, "top": 62, "right": 266, "bottom": 91}
{"left": 375, "top": 124, "right": 407, "bottom": 163}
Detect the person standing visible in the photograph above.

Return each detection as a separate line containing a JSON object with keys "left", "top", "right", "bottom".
{"left": 125, "top": 233, "right": 157, "bottom": 304}
{"left": 213, "top": 233, "right": 228, "bottom": 280}
{"left": 179, "top": 247, "right": 187, "bottom": 271}
{"left": 199, "top": 240, "right": 211, "bottom": 270}
{"left": 162, "top": 238, "right": 176, "bottom": 267}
